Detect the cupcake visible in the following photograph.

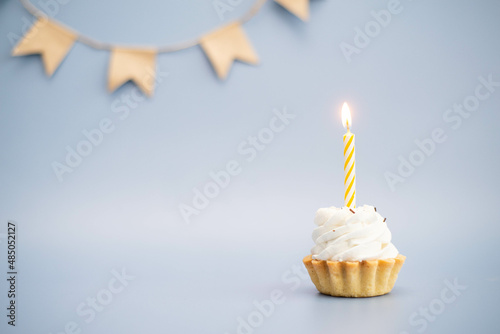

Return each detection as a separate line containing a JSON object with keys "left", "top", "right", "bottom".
{"left": 303, "top": 205, "right": 405, "bottom": 297}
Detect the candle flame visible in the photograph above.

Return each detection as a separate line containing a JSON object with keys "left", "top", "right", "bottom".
{"left": 342, "top": 102, "right": 352, "bottom": 130}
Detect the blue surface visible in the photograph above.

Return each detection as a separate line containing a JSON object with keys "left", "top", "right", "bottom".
{"left": 1, "top": 0, "right": 500, "bottom": 333}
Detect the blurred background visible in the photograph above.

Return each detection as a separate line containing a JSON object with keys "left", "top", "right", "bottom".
{"left": 0, "top": 0, "right": 499, "bottom": 333}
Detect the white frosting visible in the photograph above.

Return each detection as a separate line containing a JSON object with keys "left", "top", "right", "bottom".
{"left": 311, "top": 205, "right": 399, "bottom": 262}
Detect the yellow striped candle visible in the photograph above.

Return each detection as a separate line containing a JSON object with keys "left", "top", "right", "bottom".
{"left": 342, "top": 102, "right": 356, "bottom": 208}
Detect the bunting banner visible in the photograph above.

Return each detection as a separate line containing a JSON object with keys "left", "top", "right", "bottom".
{"left": 12, "top": 0, "right": 315, "bottom": 96}
{"left": 12, "top": 18, "right": 76, "bottom": 76}
{"left": 200, "top": 23, "right": 259, "bottom": 79}
{"left": 275, "top": 0, "right": 310, "bottom": 21}
{"left": 108, "top": 48, "right": 157, "bottom": 96}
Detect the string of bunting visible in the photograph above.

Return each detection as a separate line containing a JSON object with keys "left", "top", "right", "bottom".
{"left": 12, "top": 0, "right": 313, "bottom": 97}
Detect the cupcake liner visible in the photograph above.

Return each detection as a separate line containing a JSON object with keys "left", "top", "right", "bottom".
{"left": 303, "top": 254, "right": 405, "bottom": 297}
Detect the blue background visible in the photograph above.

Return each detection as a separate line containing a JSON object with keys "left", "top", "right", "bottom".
{"left": 1, "top": 0, "right": 500, "bottom": 333}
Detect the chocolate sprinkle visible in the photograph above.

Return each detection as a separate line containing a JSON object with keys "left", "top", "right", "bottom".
{"left": 383, "top": 218, "right": 387, "bottom": 222}
{"left": 349, "top": 209, "right": 355, "bottom": 214}
{"left": 374, "top": 207, "right": 377, "bottom": 212}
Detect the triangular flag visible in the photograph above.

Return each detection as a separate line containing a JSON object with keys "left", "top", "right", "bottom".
{"left": 200, "top": 22, "right": 259, "bottom": 79}
{"left": 275, "top": 0, "right": 310, "bottom": 21}
{"left": 108, "top": 48, "right": 157, "bottom": 97}
{"left": 12, "top": 18, "right": 77, "bottom": 76}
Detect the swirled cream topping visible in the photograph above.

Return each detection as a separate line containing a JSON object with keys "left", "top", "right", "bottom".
{"left": 311, "top": 205, "right": 398, "bottom": 261}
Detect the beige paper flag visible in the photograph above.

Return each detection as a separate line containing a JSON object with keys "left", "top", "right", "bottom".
{"left": 275, "top": 0, "right": 310, "bottom": 21}
{"left": 200, "top": 23, "right": 259, "bottom": 79}
{"left": 108, "top": 48, "right": 157, "bottom": 97}
{"left": 12, "top": 18, "right": 77, "bottom": 76}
